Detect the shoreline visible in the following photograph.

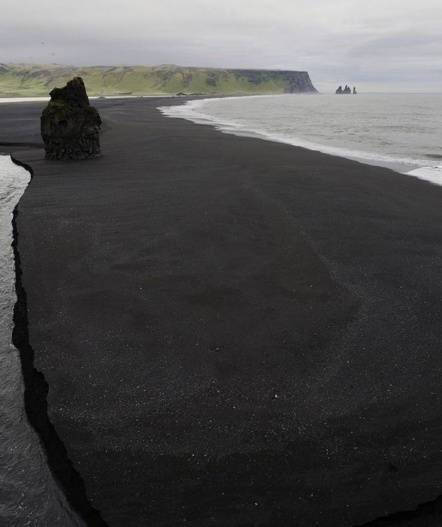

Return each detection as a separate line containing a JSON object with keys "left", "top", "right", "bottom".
{"left": 159, "top": 94, "right": 442, "bottom": 186}
{"left": 10, "top": 156, "right": 105, "bottom": 526}
{"left": 5, "top": 92, "right": 441, "bottom": 186}
{"left": 0, "top": 155, "right": 80, "bottom": 526}
{"left": 0, "top": 95, "right": 178, "bottom": 105}
{"left": 3, "top": 97, "right": 442, "bottom": 524}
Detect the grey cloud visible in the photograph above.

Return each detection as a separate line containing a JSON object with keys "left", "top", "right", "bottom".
{"left": 1, "top": 0, "right": 441, "bottom": 91}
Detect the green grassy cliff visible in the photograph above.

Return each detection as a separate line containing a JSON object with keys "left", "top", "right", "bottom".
{"left": 0, "top": 64, "right": 317, "bottom": 97}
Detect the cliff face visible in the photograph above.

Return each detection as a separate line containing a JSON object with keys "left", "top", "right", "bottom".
{"left": 227, "top": 69, "right": 317, "bottom": 93}
{"left": 0, "top": 64, "right": 317, "bottom": 97}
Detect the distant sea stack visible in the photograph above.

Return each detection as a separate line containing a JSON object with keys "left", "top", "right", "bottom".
{"left": 336, "top": 84, "right": 357, "bottom": 94}
{"left": 41, "top": 77, "right": 102, "bottom": 160}
{"left": 0, "top": 64, "right": 317, "bottom": 96}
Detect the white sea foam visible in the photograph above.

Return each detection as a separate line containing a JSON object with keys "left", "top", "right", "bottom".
{"left": 406, "top": 165, "right": 442, "bottom": 186}
{"left": 0, "top": 157, "right": 31, "bottom": 356}
{"left": 159, "top": 94, "right": 442, "bottom": 186}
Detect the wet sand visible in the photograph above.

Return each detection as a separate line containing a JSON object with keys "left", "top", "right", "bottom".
{"left": 2, "top": 97, "right": 442, "bottom": 526}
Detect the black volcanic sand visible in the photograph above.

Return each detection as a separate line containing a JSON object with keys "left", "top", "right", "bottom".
{"left": 2, "top": 97, "right": 442, "bottom": 526}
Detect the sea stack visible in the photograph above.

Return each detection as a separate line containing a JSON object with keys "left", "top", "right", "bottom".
{"left": 41, "top": 77, "right": 102, "bottom": 160}
{"left": 336, "top": 85, "right": 353, "bottom": 94}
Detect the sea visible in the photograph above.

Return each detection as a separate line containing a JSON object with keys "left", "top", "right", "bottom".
{"left": 160, "top": 93, "right": 442, "bottom": 185}
{"left": 0, "top": 156, "right": 80, "bottom": 526}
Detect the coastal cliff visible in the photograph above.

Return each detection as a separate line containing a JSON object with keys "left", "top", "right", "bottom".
{"left": 0, "top": 63, "right": 317, "bottom": 97}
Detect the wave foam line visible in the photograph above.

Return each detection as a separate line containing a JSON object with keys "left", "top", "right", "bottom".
{"left": 159, "top": 97, "right": 442, "bottom": 187}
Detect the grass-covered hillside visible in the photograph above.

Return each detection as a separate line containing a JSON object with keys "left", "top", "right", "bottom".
{"left": 0, "top": 64, "right": 317, "bottom": 97}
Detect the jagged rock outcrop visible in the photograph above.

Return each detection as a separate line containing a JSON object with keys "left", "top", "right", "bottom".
{"left": 41, "top": 77, "right": 101, "bottom": 160}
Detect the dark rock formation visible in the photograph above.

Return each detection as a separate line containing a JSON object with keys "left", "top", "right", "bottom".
{"left": 353, "top": 86, "right": 357, "bottom": 94}
{"left": 336, "top": 84, "right": 353, "bottom": 95}
{"left": 41, "top": 77, "right": 101, "bottom": 160}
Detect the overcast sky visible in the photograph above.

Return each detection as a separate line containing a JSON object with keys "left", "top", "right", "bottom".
{"left": 2, "top": 0, "right": 441, "bottom": 91}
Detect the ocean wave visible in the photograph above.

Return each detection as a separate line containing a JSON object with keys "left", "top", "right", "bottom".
{"left": 159, "top": 96, "right": 442, "bottom": 187}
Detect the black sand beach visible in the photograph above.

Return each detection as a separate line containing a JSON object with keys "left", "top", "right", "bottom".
{"left": 2, "top": 97, "right": 442, "bottom": 526}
